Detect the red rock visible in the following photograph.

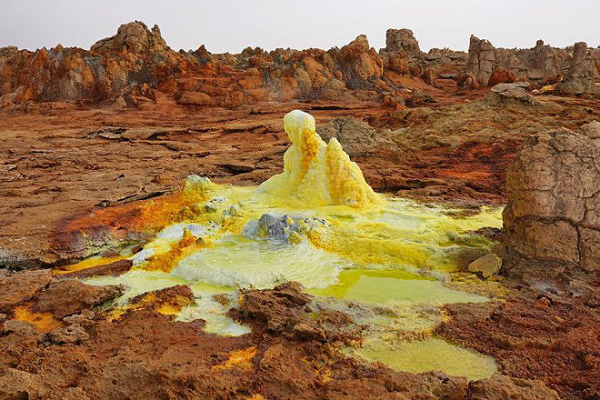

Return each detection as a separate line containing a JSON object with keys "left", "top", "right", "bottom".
{"left": 33, "top": 280, "right": 123, "bottom": 318}
{"left": 488, "top": 67, "right": 516, "bottom": 86}
{"left": 176, "top": 91, "right": 213, "bottom": 106}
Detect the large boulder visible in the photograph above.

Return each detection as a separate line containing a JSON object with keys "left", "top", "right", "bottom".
{"left": 502, "top": 122, "right": 600, "bottom": 297}
{"left": 384, "top": 28, "right": 421, "bottom": 58}
{"left": 487, "top": 82, "right": 534, "bottom": 105}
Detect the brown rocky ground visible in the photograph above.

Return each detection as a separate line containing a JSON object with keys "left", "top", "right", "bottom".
{"left": 0, "top": 277, "right": 564, "bottom": 400}
{"left": 1, "top": 73, "right": 600, "bottom": 398}
{"left": 437, "top": 294, "right": 600, "bottom": 400}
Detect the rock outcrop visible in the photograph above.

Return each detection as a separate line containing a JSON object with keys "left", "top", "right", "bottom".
{"left": 0, "top": 269, "right": 52, "bottom": 312}
{"left": 0, "top": 21, "right": 195, "bottom": 106}
{"left": 466, "top": 35, "right": 497, "bottom": 86}
{"left": 466, "top": 36, "right": 571, "bottom": 87}
{"left": 1, "top": 21, "right": 598, "bottom": 108}
{"left": 557, "top": 42, "right": 599, "bottom": 96}
{"left": 0, "top": 24, "right": 400, "bottom": 108}
{"left": 384, "top": 28, "right": 421, "bottom": 58}
{"left": 232, "top": 282, "right": 360, "bottom": 342}
{"left": 317, "top": 116, "right": 396, "bottom": 157}
{"left": 487, "top": 82, "right": 535, "bottom": 105}
{"left": 502, "top": 122, "right": 600, "bottom": 301}
{"left": 422, "top": 49, "right": 467, "bottom": 79}
{"left": 379, "top": 28, "right": 461, "bottom": 87}
{"left": 90, "top": 21, "right": 168, "bottom": 54}
{"left": 33, "top": 279, "right": 123, "bottom": 318}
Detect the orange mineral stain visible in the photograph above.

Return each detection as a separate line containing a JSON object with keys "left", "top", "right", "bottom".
{"left": 13, "top": 305, "right": 64, "bottom": 333}
{"left": 212, "top": 346, "right": 258, "bottom": 371}
{"left": 53, "top": 255, "right": 125, "bottom": 275}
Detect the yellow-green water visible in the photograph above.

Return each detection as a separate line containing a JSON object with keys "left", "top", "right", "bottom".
{"left": 85, "top": 195, "right": 501, "bottom": 381}
{"left": 308, "top": 269, "right": 488, "bottom": 304}
{"left": 354, "top": 338, "right": 497, "bottom": 381}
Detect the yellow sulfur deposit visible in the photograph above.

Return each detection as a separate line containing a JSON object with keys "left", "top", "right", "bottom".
{"left": 257, "top": 110, "right": 383, "bottom": 209}
{"left": 69, "top": 110, "right": 505, "bottom": 381}
{"left": 211, "top": 346, "right": 258, "bottom": 371}
{"left": 354, "top": 338, "right": 497, "bottom": 381}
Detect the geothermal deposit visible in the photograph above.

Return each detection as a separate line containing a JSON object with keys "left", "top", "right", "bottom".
{"left": 0, "top": 21, "right": 599, "bottom": 400}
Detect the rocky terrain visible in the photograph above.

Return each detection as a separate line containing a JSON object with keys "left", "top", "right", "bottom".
{"left": 1, "top": 21, "right": 599, "bottom": 400}
{"left": 2, "top": 21, "right": 599, "bottom": 111}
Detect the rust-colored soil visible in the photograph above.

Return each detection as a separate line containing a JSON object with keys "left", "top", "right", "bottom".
{"left": 437, "top": 295, "right": 600, "bottom": 400}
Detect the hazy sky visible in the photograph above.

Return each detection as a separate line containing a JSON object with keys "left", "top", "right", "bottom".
{"left": 1, "top": 0, "right": 599, "bottom": 53}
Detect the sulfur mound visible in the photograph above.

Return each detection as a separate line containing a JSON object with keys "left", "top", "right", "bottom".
{"left": 257, "top": 110, "right": 383, "bottom": 209}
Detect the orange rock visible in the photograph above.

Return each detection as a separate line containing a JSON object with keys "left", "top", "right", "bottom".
{"left": 488, "top": 67, "right": 516, "bottom": 86}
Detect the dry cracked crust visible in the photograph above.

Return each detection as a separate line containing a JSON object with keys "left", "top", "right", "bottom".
{"left": 501, "top": 125, "right": 600, "bottom": 306}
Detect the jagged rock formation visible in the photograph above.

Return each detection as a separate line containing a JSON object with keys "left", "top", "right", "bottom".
{"left": 422, "top": 48, "right": 467, "bottom": 79}
{"left": 335, "top": 35, "right": 384, "bottom": 89}
{"left": 466, "top": 36, "right": 573, "bottom": 87}
{"left": 90, "top": 21, "right": 168, "bottom": 54}
{"left": 0, "top": 21, "right": 196, "bottom": 106}
{"left": 378, "top": 29, "right": 416, "bottom": 79}
{"left": 378, "top": 28, "right": 461, "bottom": 87}
{"left": 0, "top": 24, "right": 398, "bottom": 108}
{"left": 1, "top": 21, "right": 599, "bottom": 108}
{"left": 502, "top": 122, "right": 600, "bottom": 302}
{"left": 466, "top": 36, "right": 497, "bottom": 86}
{"left": 384, "top": 28, "right": 421, "bottom": 58}
{"left": 557, "top": 42, "right": 599, "bottom": 96}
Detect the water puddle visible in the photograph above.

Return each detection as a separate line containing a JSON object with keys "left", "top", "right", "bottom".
{"left": 309, "top": 269, "right": 488, "bottom": 304}
{"left": 354, "top": 338, "right": 497, "bottom": 381}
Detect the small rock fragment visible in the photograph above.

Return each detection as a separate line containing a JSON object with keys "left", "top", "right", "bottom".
{"left": 468, "top": 253, "right": 502, "bottom": 278}
{"left": 3, "top": 320, "right": 38, "bottom": 335}
{"left": 48, "top": 323, "right": 90, "bottom": 344}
